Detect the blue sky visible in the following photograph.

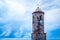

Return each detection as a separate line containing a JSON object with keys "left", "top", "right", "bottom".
{"left": 0, "top": 0, "right": 60, "bottom": 40}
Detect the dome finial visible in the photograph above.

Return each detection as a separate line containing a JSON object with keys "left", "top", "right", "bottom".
{"left": 35, "top": 6, "right": 41, "bottom": 11}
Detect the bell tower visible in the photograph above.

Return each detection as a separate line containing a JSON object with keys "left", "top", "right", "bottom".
{"left": 31, "top": 7, "right": 46, "bottom": 40}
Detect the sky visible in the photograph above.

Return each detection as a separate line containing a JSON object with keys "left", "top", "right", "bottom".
{"left": 0, "top": 0, "right": 60, "bottom": 40}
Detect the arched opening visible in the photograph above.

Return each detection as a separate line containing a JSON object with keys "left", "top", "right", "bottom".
{"left": 33, "top": 16, "right": 34, "bottom": 24}
{"left": 39, "top": 15, "right": 43, "bottom": 25}
{"left": 40, "top": 15, "right": 42, "bottom": 20}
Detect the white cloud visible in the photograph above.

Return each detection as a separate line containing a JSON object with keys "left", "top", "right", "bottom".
{"left": 0, "top": 0, "right": 27, "bottom": 22}
{"left": 6, "top": 0, "right": 26, "bottom": 13}
{"left": 45, "top": 8, "right": 60, "bottom": 32}
{"left": 0, "top": 23, "right": 12, "bottom": 36}
{"left": 0, "top": 0, "right": 4, "bottom": 8}
{"left": 41, "top": 0, "right": 60, "bottom": 10}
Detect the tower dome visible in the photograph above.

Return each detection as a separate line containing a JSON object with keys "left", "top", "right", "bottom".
{"left": 33, "top": 7, "right": 44, "bottom": 13}
{"left": 35, "top": 7, "right": 41, "bottom": 11}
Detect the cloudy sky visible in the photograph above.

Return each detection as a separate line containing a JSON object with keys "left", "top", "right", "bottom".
{"left": 0, "top": 0, "right": 60, "bottom": 40}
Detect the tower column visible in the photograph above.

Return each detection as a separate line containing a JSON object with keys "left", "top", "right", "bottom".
{"left": 31, "top": 7, "right": 46, "bottom": 40}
